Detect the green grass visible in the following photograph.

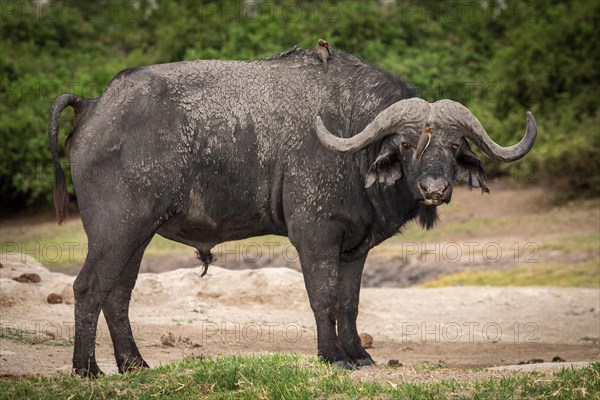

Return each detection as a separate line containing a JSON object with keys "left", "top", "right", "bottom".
{"left": 0, "top": 327, "right": 71, "bottom": 347}
{"left": 0, "top": 355, "right": 598, "bottom": 399}
{"left": 541, "top": 233, "right": 600, "bottom": 253}
{"left": 382, "top": 217, "right": 497, "bottom": 243}
{"left": 422, "top": 260, "right": 600, "bottom": 288}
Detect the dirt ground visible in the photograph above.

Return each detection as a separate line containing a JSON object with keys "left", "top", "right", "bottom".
{"left": 0, "top": 182, "right": 599, "bottom": 378}
{"left": 0, "top": 254, "right": 598, "bottom": 378}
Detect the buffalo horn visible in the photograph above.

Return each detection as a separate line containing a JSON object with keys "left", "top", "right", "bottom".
{"left": 315, "top": 98, "right": 431, "bottom": 154}
{"left": 433, "top": 100, "right": 537, "bottom": 162}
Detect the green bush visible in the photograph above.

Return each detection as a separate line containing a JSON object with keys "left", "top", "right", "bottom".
{"left": 1, "top": 0, "right": 598, "bottom": 212}
{"left": 535, "top": 113, "right": 600, "bottom": 199}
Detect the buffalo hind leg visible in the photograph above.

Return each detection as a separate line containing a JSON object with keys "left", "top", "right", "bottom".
{"left": 102, "top": 236, "right": 153, "bottom": 373}
{"left": 72, "top": 222, "right": 157, "bottom": 377}
{"left": 336, "top": 256, "right": 374, "bottom": 366}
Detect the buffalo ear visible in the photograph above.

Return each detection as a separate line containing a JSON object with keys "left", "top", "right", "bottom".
{"left": 457, "top": 142, "right": 489, "bottom": 193}
{"left": 365, "top": 145, "right": 402, "bottom": 188}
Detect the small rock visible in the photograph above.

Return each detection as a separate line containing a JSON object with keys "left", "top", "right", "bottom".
{"left": 12, "top": 273, "right": 41, "bottom": 283}
{"left": 161, "top": 332, "right": 176, "bottom": 347}
{"left": 174, "top": 336, "right": 201, "bottom": 349}
{"left": 60, "top": 284, "right": 75, "bottom": 305}
{"left": 47, "top": 293, "right": 63, "bottom": 304}
{"left": 552, "top": 356, "right": 566, "bottom": 363}
{"left": 179, "top": 336, "right": 192, "bottom": 347}
{"left": 186, "top": 353, "right": 202, "bottom": 361}
{"left": 44, "top": 331, "right": 57, "bottom": 340}
{"left": 359, "top": 333, "right": 373, "bottom": 349}
{"left": 518, "top": 358, "right": 544, "bottom": 365}
{"left": 387, "top": 359, "right": 403, "bottom": 368}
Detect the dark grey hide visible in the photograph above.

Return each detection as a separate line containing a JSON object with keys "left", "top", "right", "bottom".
{"left": 47, "top": 47, "right": 536, "bottom": 376}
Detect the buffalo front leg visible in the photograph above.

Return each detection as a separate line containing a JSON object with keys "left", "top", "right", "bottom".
{"left": 102, "top": 237, "right": 153, "bottom": 373}
{"left": 336, "top": 255, "right": 374, "bottom": 366}
{"left": 297, "top": 245, "right": 354, "bottom": 369}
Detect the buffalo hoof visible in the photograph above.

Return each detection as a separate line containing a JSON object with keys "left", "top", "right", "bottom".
{"left": 119, "top": 357, "right": 150, "bottom": 374}
{"left": 72, "top": 367, "right": 104, "bottom": 378}
{"left": 318, "top": 354, "right": 356, "bottom": 370}
{"left": 354, "top": 357, "right": 375, "bottom": 367}
{"left": 332, "top": 360, "right": 357, "bottom": 370}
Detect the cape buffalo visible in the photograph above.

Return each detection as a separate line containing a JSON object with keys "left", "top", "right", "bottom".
{"left": 48, "top": 46, "right": 536, "bottom": 376}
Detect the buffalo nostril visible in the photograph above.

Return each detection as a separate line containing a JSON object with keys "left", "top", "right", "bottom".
{"left": 420, "top": 177, "right": 449, "bottom": 195}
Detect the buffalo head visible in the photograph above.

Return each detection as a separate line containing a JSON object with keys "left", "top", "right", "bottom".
{"left": 315, "top": 98, "right": 537, "bottom": 207}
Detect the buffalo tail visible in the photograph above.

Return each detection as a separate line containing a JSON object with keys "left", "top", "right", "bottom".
{"left": 47, "top": 94, "right": 88, "bottom": 224}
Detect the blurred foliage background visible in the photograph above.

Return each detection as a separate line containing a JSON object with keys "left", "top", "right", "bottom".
{"left": 1, "top": 0, "right": 598, "bottom": 213}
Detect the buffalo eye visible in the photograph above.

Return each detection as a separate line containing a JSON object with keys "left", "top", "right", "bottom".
{"left": 402, "top": 142, "right": 413, "bottom": 150}
{"left": 451, "top": 143, "right": 460, "bottom": 151}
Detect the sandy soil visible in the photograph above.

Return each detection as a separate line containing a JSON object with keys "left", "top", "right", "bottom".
{"left": 0, "top": 253, "right": 598, "bottom": 378}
